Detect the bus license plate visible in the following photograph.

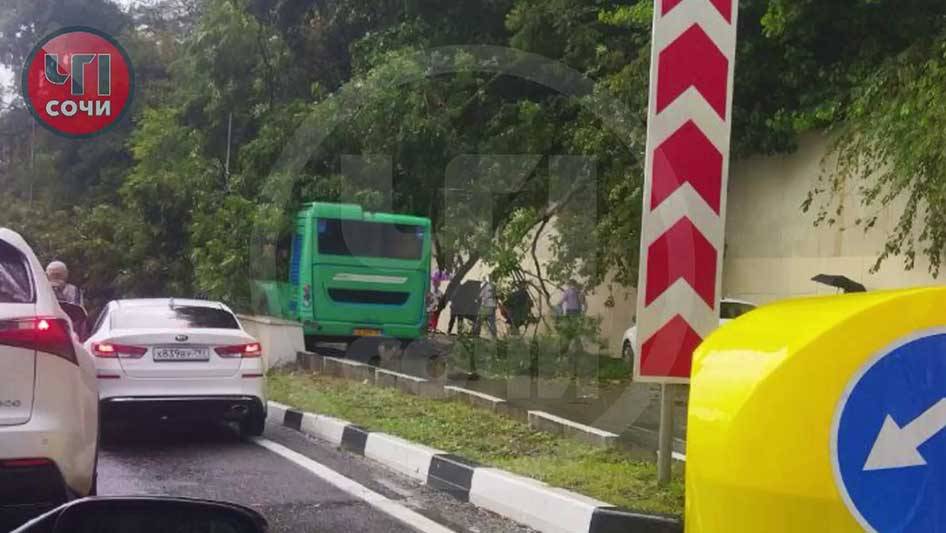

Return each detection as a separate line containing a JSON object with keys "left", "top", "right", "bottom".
{"left": 153, "top": 347, "right": 209, "bottom": 362}
{"left": 354, "top": 329, "right": 381, "bottom": 337}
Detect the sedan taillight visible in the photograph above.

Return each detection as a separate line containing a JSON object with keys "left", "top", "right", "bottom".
{"left": 92, "top": 342, "right": 148, "bottom": 359}
{"left": 0, "top": 317, "right": 76, "bottom": 365}
{"left": 215, "top": 343, "right": 262, "bottom": 358}
{"left": 1, "top": 458, "right": 53, "bottom": 468}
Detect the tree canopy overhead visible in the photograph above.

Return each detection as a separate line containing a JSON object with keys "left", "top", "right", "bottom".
{"left": 1, "top": 0, "right": 945, "bottom": 314}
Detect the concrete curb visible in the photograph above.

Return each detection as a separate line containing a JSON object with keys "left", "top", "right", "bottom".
{"left": 375, "top": 368, "right": 439, "bottom": 397}
{"left": 269, "top": 401, "right": 683, "bottom": 533}
{"left": 444, "top": 385, "right": 507, "bottom": 412}
{"left": 296, "top": 351, "right": 632, "bottom": 450}
{"left": 323, "top": 356, "right": 375, "bottom": 382}
{"left": 527, "top": 410, "right": 619, "bottom": 448}
{"left": 624, "top": 425, "right": 687, "bottom": 457}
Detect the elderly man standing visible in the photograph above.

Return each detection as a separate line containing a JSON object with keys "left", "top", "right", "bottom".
{"left": 46, "top": 261, "right": 83, "bottom": 306}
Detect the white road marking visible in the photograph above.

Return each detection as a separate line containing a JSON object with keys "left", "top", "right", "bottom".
{"left": 253, "top": 437, "right": 455, "bottom": 533}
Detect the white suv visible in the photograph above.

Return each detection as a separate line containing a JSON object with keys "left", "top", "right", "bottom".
{"left": 0, "top": 229, "right": 98, "bottom": 519}
{"left": 86, "top": 299, "right": 267, "bottom": 436}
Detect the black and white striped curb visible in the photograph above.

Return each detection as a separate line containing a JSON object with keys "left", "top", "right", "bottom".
{"left": 268, "top": 401, "right": 682, "bottom": 533}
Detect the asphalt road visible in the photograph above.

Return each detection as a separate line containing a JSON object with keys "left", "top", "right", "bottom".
{"left": 90, "top": 417, "right": 534, "bottom": 533}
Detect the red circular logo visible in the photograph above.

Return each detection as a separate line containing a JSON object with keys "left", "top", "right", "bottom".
{"left": 22, "top": 27, "right": 135, "bottom": 138}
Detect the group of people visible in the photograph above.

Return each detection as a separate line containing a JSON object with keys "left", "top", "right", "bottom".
{"left": 426, "top": 271, "right": 586, "bottom": 339}
{"left": 426, "top": 273, "right": 500, "bottom": 337}
{"left": 46, "top": 258, "right": 589, "bottom": 341}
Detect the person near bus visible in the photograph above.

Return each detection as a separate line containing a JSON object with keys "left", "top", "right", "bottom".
{"left": 427, "top": 283, "right": 444, "bottom": 332}
{"left": 557, "top": 279, "right": 586, "bottom": 317}
{"left": 45, "top": 261, "right": 83, "bottom": 306}
{"left": 474, "top": 276, "right": 498, "bottom": 338}
{"left": 446, "top": 279, "right": 480, "bottom": 335}
{"left": 556, "top": 279, "right": 587, "bottom": 357}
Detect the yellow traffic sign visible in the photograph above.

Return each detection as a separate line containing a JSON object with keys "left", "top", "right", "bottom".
{"left": 686, "top": 286, "right": 946, "bottom": 532}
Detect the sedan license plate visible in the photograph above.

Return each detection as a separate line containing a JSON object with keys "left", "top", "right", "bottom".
{"left": 153, "top": 347, "right": 209, "bottom": 362}
{"left": 353, "top": 328, "right": 382, "bottom": 337}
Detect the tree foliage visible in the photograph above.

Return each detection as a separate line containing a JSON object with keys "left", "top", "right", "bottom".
{"left": 798, "top": 3, "right": 946, "bottom": 275}
{"left": 2, "top": 0, "right": 946, "bottom": 317}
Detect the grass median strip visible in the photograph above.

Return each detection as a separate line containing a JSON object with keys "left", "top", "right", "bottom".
{"left": 267, "top": 371, "right": 684, "bottom": 515}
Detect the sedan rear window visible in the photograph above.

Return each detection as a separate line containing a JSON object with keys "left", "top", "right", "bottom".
{"left": 112, "top": 305, "right": 240, "bottom": 330}
{"left": 0, "top": 241, "right": 33, "bottom": 304}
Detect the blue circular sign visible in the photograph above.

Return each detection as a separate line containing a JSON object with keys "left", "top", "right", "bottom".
{"left": 832, "top": 330, "right": 946, "bottom": 532}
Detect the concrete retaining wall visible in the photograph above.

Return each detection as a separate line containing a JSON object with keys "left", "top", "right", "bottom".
{"left": 237, "top": 314, "right": 304, "bottom": 369}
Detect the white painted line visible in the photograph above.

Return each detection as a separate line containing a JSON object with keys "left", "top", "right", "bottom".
{"left": 444, "top": 386, "right": 506, "bottom": 404}
{"left": 325, "top": 356, "right": 368, "bottom": 368}
{"left": 253, "top": 437, "right": 455, "bottom": 533}
{"left": 377, "top": 368, "right": 428, "bottom": 383}
{"left": 527, "top": 411, "right": 619, "bottom": 438}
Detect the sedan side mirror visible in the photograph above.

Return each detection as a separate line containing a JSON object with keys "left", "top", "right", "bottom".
{"left": 59, "top": 302, "right": 89, "bottom": 342}
{"left": 14, "top": 497, "right": 268, "bottom": 533}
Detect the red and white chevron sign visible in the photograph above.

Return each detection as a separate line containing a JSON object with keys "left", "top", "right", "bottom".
{"left": 634, "top": 0, "right": 739, "bottom": 383}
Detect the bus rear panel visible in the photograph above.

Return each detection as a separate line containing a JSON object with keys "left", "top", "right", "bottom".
{"left": 290, "top": 203, "right": 431, "bottom": 342}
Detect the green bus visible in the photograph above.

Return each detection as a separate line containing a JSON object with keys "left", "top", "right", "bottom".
{"left": 258, "top": 203, "right": 432, "bottom": 346}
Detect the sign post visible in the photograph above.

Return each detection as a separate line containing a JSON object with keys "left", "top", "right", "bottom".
{"left": 635, "top": 0, "right": 740, "bottom": 482}
{"left": 656, "top": 383, "right": 676, "bottom": 484}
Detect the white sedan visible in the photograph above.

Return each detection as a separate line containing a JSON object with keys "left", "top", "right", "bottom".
{"left": 622, "top": 298, "right": 756, "bottom": 367}
{"left": 86, "top": 298, "right": 267, "bottom": 436}
{"left": 0, "top": 229, "right": 98, "bottom": 518}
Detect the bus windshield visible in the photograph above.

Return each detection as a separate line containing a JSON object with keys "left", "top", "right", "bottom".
{"left": 317, "top": 218, "right": 425, "bottom": 260}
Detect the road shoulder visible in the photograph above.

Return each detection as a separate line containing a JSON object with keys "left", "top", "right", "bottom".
{"left": 259, "top": 417, "right": 536, "bottom": 533}
{"left": 268, "top": 400, "right": 683, "bottom": 533}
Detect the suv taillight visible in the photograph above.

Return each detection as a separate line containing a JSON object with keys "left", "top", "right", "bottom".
{"left": 0, "top": 317, "right": 76, "bottom": 365}
{"left": 1, "top": 458, "right": 53, "bottom": 468}
{"left": 214, "top": 343, "right": 262, "bottom": 358}
{"left": 92, "top": 342, "right": 148, "bottom": 359}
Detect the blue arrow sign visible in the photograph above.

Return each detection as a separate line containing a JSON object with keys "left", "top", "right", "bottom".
{"left": 833, "top": 331, "right": 946, "bottom": 532}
